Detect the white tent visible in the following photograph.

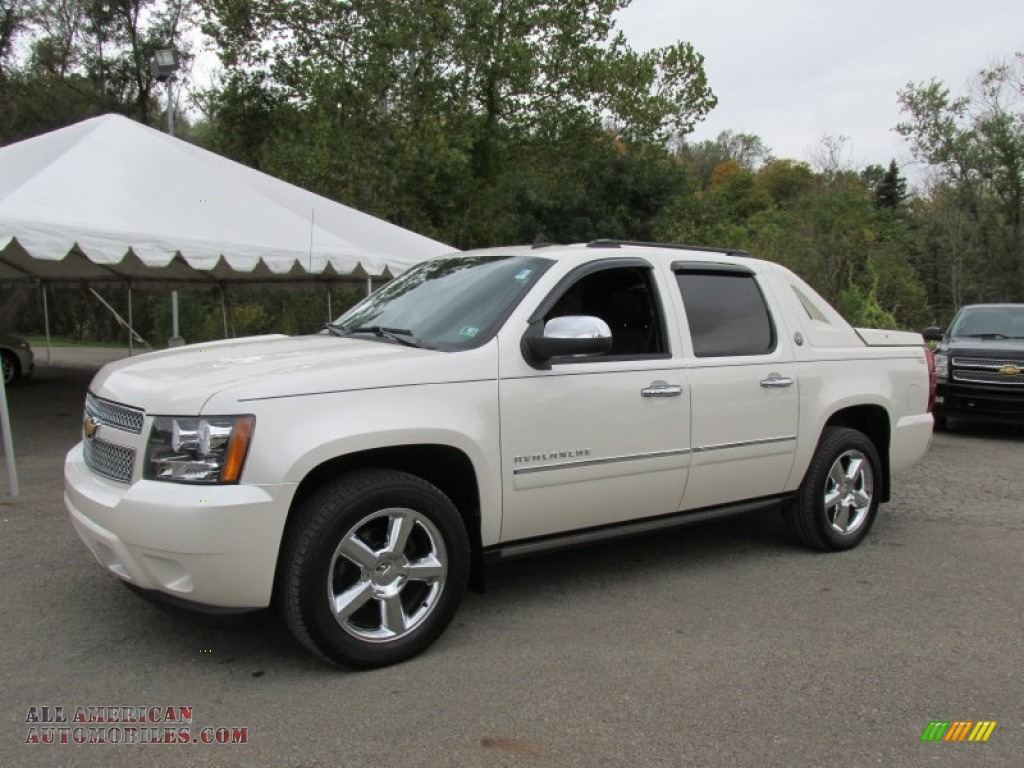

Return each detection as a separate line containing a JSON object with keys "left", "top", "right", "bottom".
{"left": 0, "top": 113, "right": 454, "bottom": 282}
{"left": 0, "top": 114, "right": 457, "bottom": 496}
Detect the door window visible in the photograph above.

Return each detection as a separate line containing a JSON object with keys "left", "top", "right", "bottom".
{"left": 544, "top": 266, "right": 667, "bottom": 357}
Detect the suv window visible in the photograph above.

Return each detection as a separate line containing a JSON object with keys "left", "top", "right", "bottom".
{"left": 676, "top": 271, "right": 775, "bottom": 357}
{"left": 544, "top": 266, "right": 666, "bottom": 357}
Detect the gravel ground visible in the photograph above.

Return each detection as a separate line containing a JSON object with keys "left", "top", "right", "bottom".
{"left": 1, "top": 364, "right": 1021, "bottom": 768}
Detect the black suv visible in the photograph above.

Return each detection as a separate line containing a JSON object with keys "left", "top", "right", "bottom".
{"left": 923, "top": 304, "right": 1024, "bottom": 430}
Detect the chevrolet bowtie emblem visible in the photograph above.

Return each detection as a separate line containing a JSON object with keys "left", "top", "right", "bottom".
{"left": 83, "top": 416, "right": 100, "bottom": 439}
{"left": 999, "top": 365, "right": 1020, "bottom": 375}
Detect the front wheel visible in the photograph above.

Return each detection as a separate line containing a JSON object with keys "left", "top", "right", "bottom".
{"left": 1, "top": 350, "right": 17, "bottom": 385}
{"left": 280, "top": 469, "right": 469, "bottom": 669}
{"left": 785, "top": 427, "right": 881, "bottom": 552}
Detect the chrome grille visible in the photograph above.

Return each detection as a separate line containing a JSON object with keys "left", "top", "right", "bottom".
{"left": 83, "top": 439, "right": 135, "bottom": 483}
{"left": 952, "top": 357, "right": 1022, "bottom": 370}
{"left": 952, "top": 370, "right": 1024, "bottom": 386}
{"left": 85, "top": 393, "right": 145, "bottom": 434}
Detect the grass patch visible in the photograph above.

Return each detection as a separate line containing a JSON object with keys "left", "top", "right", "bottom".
{"left": 24, "top": 336, "right": 130, "bottom": 349}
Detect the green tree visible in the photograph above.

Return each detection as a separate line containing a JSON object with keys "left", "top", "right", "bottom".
{"left": 1, "top": 2, "right": 33, "bottom": 74}
{"left": 0, "top": 0, "right": 196, "bottom": 145}
{"left": 198, "top": 0, "right": 716, "bottom": 247}
{"left": 676, "top": 129, "right": 772, "bottom": 187}
{"left": 868, "top": 159, "right": 908, "bottom": 210}
{"left": 756, "top": 158, "right": 816, "bottom": 205}
{"left": 658, "top": 154, "right": 930, "bottom": 329}
{"left": 897, "top": 53, "right": 1024, "bottom": 303}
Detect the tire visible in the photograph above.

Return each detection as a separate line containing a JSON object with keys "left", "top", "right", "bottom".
{"left": 1, "top": 350, "right": 17, "bottom": 385}
{"left": 280, "top": 469, "right": 470, "bottom": 669}
{"left": 933, "top": 415, "right": 947, "bottom": 432}
{"left": 785, "top": 427, "right": 881, "bottom": 552}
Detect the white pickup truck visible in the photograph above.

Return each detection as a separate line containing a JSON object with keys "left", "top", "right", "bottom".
{"left": 65, "top": 241, "right": 934, "bottom": 668}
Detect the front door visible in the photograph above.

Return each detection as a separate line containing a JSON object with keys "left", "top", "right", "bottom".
{"left": 498, "top": 261, "right": 691, "bottom": 543}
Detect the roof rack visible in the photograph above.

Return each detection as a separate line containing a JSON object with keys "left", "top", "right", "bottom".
{"left": 585, "top": 239, "right": 751, "bottom": 257}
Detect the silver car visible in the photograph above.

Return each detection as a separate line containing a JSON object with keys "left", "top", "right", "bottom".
{"left": 0, "top": 332, "right": 34, "bottom": 385}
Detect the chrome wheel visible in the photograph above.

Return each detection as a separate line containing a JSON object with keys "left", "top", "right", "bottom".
{"left": 327, "top": 507, "right": 447, "bottom": 643}
{"left": 823, "top": 448, "right": 873, "bottom": 535}
{"left": 787, "top": 426, "right": 881, "bottom": 552}
{"left": 283, "top": 470, "right": 469, "bottom": 667}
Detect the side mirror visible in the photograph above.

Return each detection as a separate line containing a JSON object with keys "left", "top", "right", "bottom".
{"left": 524, "top": 315, "right": 613, "bottom": 364}
{"left": 921, "top": 326, "right": 944, "bottom": 342}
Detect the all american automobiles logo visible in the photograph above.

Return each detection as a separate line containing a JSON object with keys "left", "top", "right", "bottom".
{"left": 24, "top": 705, "right": 248, "bottom": 746}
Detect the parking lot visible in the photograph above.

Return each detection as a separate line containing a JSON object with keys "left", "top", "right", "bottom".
{"left": 1, "top": 363, "right": 1021, "bottom": 767}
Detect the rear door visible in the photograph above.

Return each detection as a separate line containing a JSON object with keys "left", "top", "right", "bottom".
{"left": 671, "top": 263, "right": 800, "bottom": 510}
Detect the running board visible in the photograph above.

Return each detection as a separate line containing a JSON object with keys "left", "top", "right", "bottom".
{"left": 485, "top": 496, "right": 790, "bottom": 563}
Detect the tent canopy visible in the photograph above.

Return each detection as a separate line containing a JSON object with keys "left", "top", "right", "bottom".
{"left": 0, "top": 114, "right": 454, "bottom": 285}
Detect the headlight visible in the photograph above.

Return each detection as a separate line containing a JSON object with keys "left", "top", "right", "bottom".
{"left": 144, "top": 415, "right": 255, "bottom": 484}
{"left": 934, "top": 353, "right": 949, "bottom": 380}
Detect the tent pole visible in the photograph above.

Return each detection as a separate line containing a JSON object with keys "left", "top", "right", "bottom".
{"left": 127, "top": 285, "right": 133, "bottom": 357}
{"left": 220, "top": 287, "right": 228, "bottom": 338}
{"left": 42, "top": 282, "right": 52, "bottom": 367}
{"left": 89, "top": 288, "right": 149, "bottom": 348}
{"left": 0, "top": 372, "right": 17, "bottom": 497}
{"left": 170, "top": 290, "right": 182, "bottom": 345}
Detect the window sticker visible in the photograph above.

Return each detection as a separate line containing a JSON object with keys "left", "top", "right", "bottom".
{"left": 458, "top": 326, "right": 479, "bottom": 338}
{"left": 514, "top": 268, "right": 533, "bottom": 281}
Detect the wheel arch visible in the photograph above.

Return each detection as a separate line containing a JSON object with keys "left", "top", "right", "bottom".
{"left": 823, "top": 404, "right": 891, "bottom": 502}
{"left": 276, "top": 444, "right": 485, "bottom": 597}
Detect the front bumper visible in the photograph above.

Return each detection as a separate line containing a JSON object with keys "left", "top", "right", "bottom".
{"left": 934, "top": 382, "right": 1024, "bottom": 423}
{"left": 65, "top": 443, "right": 295, "bottom": 608}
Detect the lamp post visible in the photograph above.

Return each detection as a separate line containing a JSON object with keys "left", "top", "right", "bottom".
{"left": 150, "top": 48, "right": 185, "bottom": 347}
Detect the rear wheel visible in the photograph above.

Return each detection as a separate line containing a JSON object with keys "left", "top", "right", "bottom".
{"left": 280, "top": 469, "right": 469, "bottom": 668}
{"left": 785, "top": 427, "right": 881, "bottom": 552}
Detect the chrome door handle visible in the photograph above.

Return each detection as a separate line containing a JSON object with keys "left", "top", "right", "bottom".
{"left": 760, "top": 373, "right": 794, "bottom": 388}
{"left": 641, "top": 383, "right": 683, "bottom": 398}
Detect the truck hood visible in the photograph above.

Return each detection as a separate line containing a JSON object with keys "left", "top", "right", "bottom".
{"left": 941, "top": 338, "right": 1024, "bottom": 359}
{"left": 90, "top": 334, "right": 495, "bottom": 414}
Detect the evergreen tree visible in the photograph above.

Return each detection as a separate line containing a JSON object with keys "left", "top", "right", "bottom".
{"left": 874, "top": 159, "right": 908, "bottom": 210}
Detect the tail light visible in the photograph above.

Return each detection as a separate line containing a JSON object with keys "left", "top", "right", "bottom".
{"left": 924, "top": 347, "right": 937, "bottom": 412}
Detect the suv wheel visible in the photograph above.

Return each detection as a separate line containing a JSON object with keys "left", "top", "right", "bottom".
{"left": 280, "top": 469, "right": 469, "bottom": 668}
{"left": 785, "top": 427, "right": 881, "bottom": 552}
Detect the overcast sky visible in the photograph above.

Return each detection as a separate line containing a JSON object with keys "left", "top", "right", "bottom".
{"left": 615, "top": 0, "right": 1022, "bottom": 177}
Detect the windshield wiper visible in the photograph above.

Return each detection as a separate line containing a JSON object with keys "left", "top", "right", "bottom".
{"left": 343, "top": 325, "right": 422, "bottom": 348}
{"left": 961, "top": 333, "right": 1010, "bottom": 339}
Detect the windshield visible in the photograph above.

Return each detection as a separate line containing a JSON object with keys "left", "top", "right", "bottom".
{"left": 948, "top": 306, "right": 1024, "bottom": 339}
{"left": 330, "top": 255, "right": 553, "bottom": 350}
